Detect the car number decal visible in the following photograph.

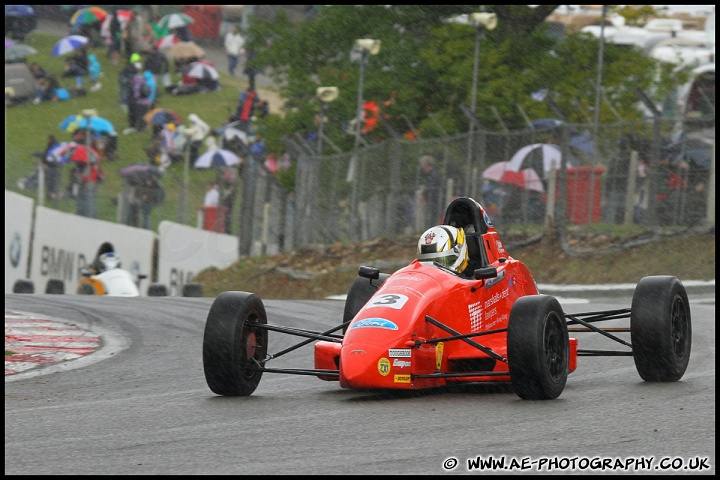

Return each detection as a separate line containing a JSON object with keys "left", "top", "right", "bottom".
{"left": 365, "top": 293, "right": 409, "bottom": 310}
{"left": 378, "top": 358, "right": 390, "bottom": 376}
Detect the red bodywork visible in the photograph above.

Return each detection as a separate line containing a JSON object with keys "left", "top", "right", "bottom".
{"left": 315, "top": 217, "right": 578, "bottom": 390}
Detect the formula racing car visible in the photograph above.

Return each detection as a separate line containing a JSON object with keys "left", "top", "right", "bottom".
{"left": 202, "top": 197, "right": 692, "bottom": 400}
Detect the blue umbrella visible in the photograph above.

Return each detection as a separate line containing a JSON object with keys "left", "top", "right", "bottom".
{"left": 59, "top": 114, "right": 115, "bottom": 134}
{"left": 51, "top": 35, "right": 88, "bottom": 56}
{"left": 45, "top": 142, "right": 77, "bottom": 163}
{"left": 5, "top": 5, "right": 34, "bottom": 17}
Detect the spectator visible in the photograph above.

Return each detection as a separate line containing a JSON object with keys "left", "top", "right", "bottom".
{"left": 230, "top": 88, "right": 259, "bottom": 133}
{"left": 123, "top": 10, "right": 143, "bottom": 61}
{"left": 107, "top": 9, "right": 122, "bottom": 66}
{"left": 118, "top": 55, "right": 138, "bottom": 113}
{"left": 217, "top": 165, "right": 239, "bottom": 234}
{"left": 139, "top": 22, "right": 156, "bottom": 53}
{"left": 62, "top": 45, "right": 89, "bottom": 91}
{"left": 123, "top": 62, "right": 152, "bottom": 134}
{"left": 224, "top": 24, "right": 245, "bottom": 77}
{"left": 136, "top": 176, "right": 164, "bottom": 229}
{"left": 418, "top": 154, "right": 443, "bottom": 227}
{"left": 33, "top": 74, "right": 61, "bottom": 104}
{"left": 185, "top": 113, "right": 210, "bottom": 165}
{"left": 174, "top": 25, "right": 191, "bottom": 42}
{"left": 29, "top": 62, "right": 47, "bottom": 80}
{"left": 75, "top": 160, "right": 104, "bottom": 218}
{"left": 203, "top": 181, "right": 219, "bottom": 207}
{"left": 142, "top": 69, "right": 158, "bottom": 107}
{"left": 87, "top": 53, "right": 102, "bottom": 92}
{"left": 143, "top": 44, "right": 170, "bottom": 94}
{"left": 244, "top": 47, "right": 257, "bottom": 91}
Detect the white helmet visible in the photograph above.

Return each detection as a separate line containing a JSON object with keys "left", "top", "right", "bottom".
{"left": 417, "top": 225, "right": 469, "bottom": 274}
{"left": 99, "top": 252, "right": 120, "bottom": 271}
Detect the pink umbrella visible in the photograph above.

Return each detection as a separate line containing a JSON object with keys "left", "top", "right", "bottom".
{"left": 5, "top": 37, "right": 14, "bottom": 47}
{"left": 482, "top": 161, "right": 544, "bottom": 192}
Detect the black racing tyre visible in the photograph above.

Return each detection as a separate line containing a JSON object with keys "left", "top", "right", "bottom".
{"left": 631, "top": 275, "right": 691, "bottom": 382}
{"left": 45, "top": 279, "right": 65, "bottom": 294}
{"left": 508, "top": 295, "right": 569, "bottom": 400}
{"left": 182, "top": 282, "right": 203, "bottom": 297}
{"left": 342, "top": 272, "right": 390, "bottom": 334}
{"left": 77, "top": 282, "right": 97, "bottom": 295}
{"left": 203, "top": 291, "right": 268, "bottom": 396}
{"left": 13, "top": 279, "right": 34, "bottom": 294}
{"left": 147, "top": 283, "right": 168, "bottom": 297}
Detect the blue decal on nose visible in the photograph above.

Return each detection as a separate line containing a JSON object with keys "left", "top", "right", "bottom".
{"left": 350, "top": 318, "right": 399, "bottom": 330}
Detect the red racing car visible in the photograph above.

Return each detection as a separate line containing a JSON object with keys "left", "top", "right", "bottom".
{"left": 202, "top": 197, "right": 692, "bottom": 400}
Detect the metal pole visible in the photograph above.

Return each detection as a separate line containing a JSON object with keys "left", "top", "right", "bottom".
{"left": 465, "top": 26, "right": 482, "bottom": 194}
{"left": 350, "top": 49, "right": 366, "bottom": 224}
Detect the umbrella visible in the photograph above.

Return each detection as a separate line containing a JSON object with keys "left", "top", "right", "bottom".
{"left": 100, "top": 10, "right": 131, "bottom": 37}
{"left": 187, "top": 61, "right": 219, "bottom": 81}
{"left": 52, "top": 35, "right": 88, "bottom": 56}
{"left": 158, "top": 13, "right": 194, "bottom": 31}
{"left": 220, "top": 122, "right": 249, "bottom": 147}
{"left": 120, "top": 163, "right": 162, "bottom": 186}
{"left": 45, "top": 142, "right": 78, "bottom": 164}
{"left": 194, "top": 149, "right": 241, "bottom": 169}
{"left": 482, "top": 161, "right": 544, "bottom": 193}
{"left": 60, "top": 114, "right": 116, "bottom": 135}
{"left": 5, "top": 37, "right": 14, "bottom": 47}
{"left": 144, "top": 108, "right": 183, "bottom": 126}
{"left": 506, "top": 143, "right": 568, "bottom": 175}
{"left": 167, "top": 41, "right": 205, "bottom": 60}
{"left": 4, "top": 43, "right": 37, "bottom": 63}
{"left": 156, "top": 33, "right": 179, "bottom": 49}
{"left": 5, "top": 5, "right": 34, "bottom": 17}
{"left": 69, "top": 6, "right": 108, "bottom": 26}
{"left": 52, "top": 143, "right": 101, "bottom": 164}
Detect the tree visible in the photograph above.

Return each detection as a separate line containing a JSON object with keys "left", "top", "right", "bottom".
{"left": 246, "top": 5, "right": 688, "bottom": 151}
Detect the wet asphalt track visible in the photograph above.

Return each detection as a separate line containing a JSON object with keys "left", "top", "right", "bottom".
{"left": 4, "top": 293, "right": 715, "bottom": 475}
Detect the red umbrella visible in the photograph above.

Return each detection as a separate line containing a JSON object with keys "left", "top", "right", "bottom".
{"left": 55, "top": 143, "right": 101, "bottom": 164}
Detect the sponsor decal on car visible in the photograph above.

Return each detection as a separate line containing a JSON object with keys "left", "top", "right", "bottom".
{"left": 389, "top": 348, "right": 411, "bottom": 358}
{"left": 485, "top": 269, "right": 506, "bottom": 289}
{"left": 436, "top": 342, "right": 444, "bottom": 370}
{"left": 469, "top": 301, "right": 483, "bottom": 332}
{"left": 350, "top": 318, "right": 399, "bottom": 330}
{"left": 394, "top": 374, "right": 411, "bottom": 383}
{"left": 392, "top": 359, "right": 411, "bottom": 368}
{"left": 378, "top": 358, "right": 390, "bottom": 376}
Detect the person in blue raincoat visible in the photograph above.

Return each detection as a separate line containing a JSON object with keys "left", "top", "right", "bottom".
{"left": 88, "top": 53, "right": 102, "bottom": 92}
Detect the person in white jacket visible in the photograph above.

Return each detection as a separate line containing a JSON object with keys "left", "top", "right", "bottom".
{"left": 224, "top": 24, "right": 245, "bottom": 77}
{"left": 185, "top": 113, "right": 210, "bottom": 165}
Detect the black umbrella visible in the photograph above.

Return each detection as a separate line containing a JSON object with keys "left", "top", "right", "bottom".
{"left": 120, "top": 164, "right": 162, "bottom": 186}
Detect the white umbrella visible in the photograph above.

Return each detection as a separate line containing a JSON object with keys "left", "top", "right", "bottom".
{"left": 156, "top": 33, "right": 179, "bottom": 49}
{"left": 194, "top": 149, "right": 241, "bottom": 169}
{"left": 158, "top": 13, "right": 194, "bottom": 31}
{"left": 506, "top": 143, "right": 566, "bottom": 173}
{"left": 187, "top": 62, "right": 219, "bottom": 81}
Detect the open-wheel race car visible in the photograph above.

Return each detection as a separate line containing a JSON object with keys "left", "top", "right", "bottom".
{"left": 202, "top": 197, "right": 692, "bottom": 400}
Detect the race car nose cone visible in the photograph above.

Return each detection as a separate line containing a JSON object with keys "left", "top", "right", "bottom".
{"left": 339, "top": 343, "right": 397, "bottom": 389}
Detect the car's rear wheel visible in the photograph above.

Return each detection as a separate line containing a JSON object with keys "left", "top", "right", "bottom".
{"left": 342, "top": 273, "right": 389, "bottom": 333}
{"left": 631, "top": 275, "right": 691, "bottom": 382}
{"left": 508, "top": 295, "right": 568, "bottom": 400}
{"left": 203, "top": 291, "right": 268, "bottom": 396}
{"left": 77, "top": 278, "right": 103, "bottom": 295}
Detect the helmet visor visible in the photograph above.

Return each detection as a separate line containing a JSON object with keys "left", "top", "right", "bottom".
{"left": 418, "top": 249, "right": 459, "bottom": 269}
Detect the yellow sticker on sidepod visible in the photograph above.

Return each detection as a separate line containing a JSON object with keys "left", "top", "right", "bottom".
{"left": 378, "top": 358, "right": 390, "bottom": 376}
{"left": 436, "top": 342, "right": 444, "bottom": 370}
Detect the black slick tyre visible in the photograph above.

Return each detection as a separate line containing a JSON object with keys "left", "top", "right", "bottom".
{"left": 508, "top": 295, "right": 569, "bottom": 400}
{"left": 631, "top": 275, "right": 691, "bottom": 382}
{"left": 342, "top": 273, "right": 389, "bottom": 334}
{"left": 203, "top": 291, "right": 268, "bottom": 396}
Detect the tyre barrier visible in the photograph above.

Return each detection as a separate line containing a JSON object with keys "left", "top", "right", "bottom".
{"left": 45, "top": 279, "right": 65, "bottom": 294}
{"left": 12, "top": 279, "right": 34, "bottom": 294}
{"left": 147, "top": 283, "right": 169, "bottom": 297}
{"left": 182, "top": 282, "right": 203, "bottom": 297}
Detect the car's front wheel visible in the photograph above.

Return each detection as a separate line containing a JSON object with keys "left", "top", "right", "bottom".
{"left": 508, "top": 295, "right": 569, "bottom": 400}
{"left": 203, "top": 291, "right": 268, "bottom": 396}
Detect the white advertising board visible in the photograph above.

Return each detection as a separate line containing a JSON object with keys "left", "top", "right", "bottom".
{"left": 30, "top": 207, "right": 155, "bottom": 295}
{"left": 158, "top": 221, "right": 239, "bottom": 296}
{"left": 5, "top": 191, "right": 34, "bottom": 293}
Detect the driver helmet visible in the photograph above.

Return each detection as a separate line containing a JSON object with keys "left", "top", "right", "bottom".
{"left": 417, "top": 225, "right": 469, "bottom": 274}
{"left": 99, "top": 252, "right": 120, "bottom": 271}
